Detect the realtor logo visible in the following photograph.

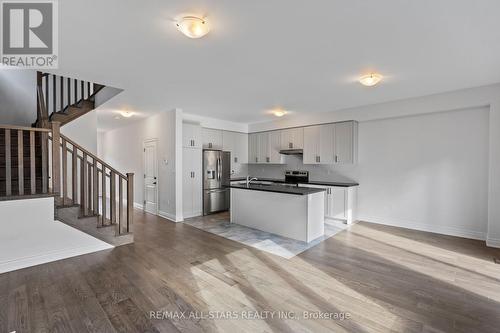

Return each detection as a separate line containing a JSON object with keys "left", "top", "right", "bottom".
{"left": 1, "top": 0, "right": 58, "bottom": 68}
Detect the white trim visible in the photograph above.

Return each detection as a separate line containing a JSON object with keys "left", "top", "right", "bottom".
{"left": 360, "top": 215, "right": 487, "bottom": 241}
{"left": 159, "top": 210, "right": 182, "bottom": 222}
{"left": 486, "top": 237, "right": 500, "bottom": 248}
{"left": 0, "top": 244, "right": 113, "bottom": 274}
{"left": 183, "top": 212, "right": 202, "bottom": 219}
{"left": 133, "top": 202, "right": 144, "bottom": 210}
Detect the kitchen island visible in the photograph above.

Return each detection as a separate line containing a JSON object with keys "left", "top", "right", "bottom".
{"left": 228, "top": 183, "right": 326, "bottom": 243}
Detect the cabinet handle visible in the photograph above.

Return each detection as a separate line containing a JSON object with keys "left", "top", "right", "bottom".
{"left": 256, "top": 157, "right": 258, "bottom": 163}
{"left": 209, "top": 142, "right": 213, "bottom": 148}
{"left": 335, "top": 155, "right": 338, "bottom": 163}
{"left": 192, "top": 140, "right": 195, "bottom": 146}
{"left": 234, "top": 157, "right": 238, "bottom": 163}
{"left": 266, "top": 157, "right": 270, "bottom": 163}
{"left": 289, "top": 142, "right": 293, "bottom": 149}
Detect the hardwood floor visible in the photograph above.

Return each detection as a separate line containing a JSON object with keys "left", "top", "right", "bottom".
{"left": 1, "top": 210, "right": 500, "bottom": 333}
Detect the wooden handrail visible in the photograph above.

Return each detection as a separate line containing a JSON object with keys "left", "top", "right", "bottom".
{"left": 0, "top": 125, "right": 51, "bottom": 132}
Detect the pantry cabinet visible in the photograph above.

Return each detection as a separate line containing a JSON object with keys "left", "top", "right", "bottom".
{"left": 182, "top": 148, "right": 202, "bottom": 218}
{"left": 183, "top": 123, "right": 202, "bottom": 148}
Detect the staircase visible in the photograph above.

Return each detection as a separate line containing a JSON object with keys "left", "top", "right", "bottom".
{"left": 35, "top": 71, "right": 105, "bottom": 127}
{"left": 0, "top": 72, "right": 134, "bottom": 247}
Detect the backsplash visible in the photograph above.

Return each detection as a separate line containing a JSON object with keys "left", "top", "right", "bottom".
{"left": 247, "top": 155, "right": 358, "bottom": 183}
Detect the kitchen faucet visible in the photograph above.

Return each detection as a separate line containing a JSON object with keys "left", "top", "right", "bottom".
{"left": 246, "top": 176, "right": 258, "bottom": 187}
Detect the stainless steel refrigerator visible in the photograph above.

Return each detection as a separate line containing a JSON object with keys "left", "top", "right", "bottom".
{"left": 203, "top": 150, "right": 231, "bottom": 215}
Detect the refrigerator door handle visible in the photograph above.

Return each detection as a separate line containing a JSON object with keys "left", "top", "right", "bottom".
{"left": 217, "top": 158, "right": 222, "bottom": 181}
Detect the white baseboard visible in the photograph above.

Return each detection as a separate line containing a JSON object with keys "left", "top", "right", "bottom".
{"left": 159, "top": 210, "right": 183, "bottom": 223}
{"left": 360, "top": 215, "right": 487, "bottom": 241}
{"left": 133, "top": 202, "right": 144, "bottom": 210}
{"left": 183, "top": 212, "right": 202, "bottom": 219}
{"left": 486, "top": 237, "right": 500, "bottom": 248}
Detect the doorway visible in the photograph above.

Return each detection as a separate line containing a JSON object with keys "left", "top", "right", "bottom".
{"left": 143, "top": 139, "right": 158, "bottom": 215}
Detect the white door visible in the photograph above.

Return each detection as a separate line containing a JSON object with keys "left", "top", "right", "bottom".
{"left": 143, "top": 140, "right": 158, "bottom": 214}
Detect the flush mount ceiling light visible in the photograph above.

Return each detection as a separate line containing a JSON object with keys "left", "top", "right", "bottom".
{"left": 176, "top": 16, "right": 210, "bottom": 39}
{"left": 120, "top": 111, "right": 134, "bottom": 118}
{"left": 272, "top": 109, "right": 287, "bottom": 117}
{"left": 359, "top": 73, "right": 383, "bottom": 87}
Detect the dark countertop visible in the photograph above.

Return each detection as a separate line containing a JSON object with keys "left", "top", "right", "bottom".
{"left": 230, "top": 177, "right": 359, "bottom": 188}
{"left": 227, "top": 183, "right": 326, "bottom": 196}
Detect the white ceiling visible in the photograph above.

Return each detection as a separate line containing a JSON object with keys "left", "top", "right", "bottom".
{"left": 54, "top": 0, "right": 500, "bottom": 130}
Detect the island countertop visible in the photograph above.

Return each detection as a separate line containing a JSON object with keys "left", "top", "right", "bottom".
{"left": 227, "top": 183, "right": 326, "bottom": 195}
{"left": 230, "top": 177, "right": 359, "bottom": 188}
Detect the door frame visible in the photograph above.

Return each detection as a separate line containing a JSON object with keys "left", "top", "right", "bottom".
{"left": 143, "top": 138, "right": 159, "bottom": 215}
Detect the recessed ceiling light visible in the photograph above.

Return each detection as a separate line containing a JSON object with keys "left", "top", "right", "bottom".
{"left": 272, "top": 109, "right": 287, "bottom": 117}
{"left": 176, "top": 16, "right": 210, "bottom": 39}
{"left": 120, "top": 111, "right": 133, "bottom": 118}
{"left": 359, "top": 73, "right": 383, "bottom": 87}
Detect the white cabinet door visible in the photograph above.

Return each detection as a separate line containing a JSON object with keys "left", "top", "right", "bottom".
{"left": 182, "top": 148, "right": 193, "bottom": 216}
{"left": 268, "top": 131, "right": 283, "bottom": 164}
{"left": 183, "top": 148, "right": 203, "bottom": 218}
{"left": 334, "top": 121, "right": 357, "bottom": 164}
{"left": 235, "top": 132, "right": 248, "bottom": 164}
{"left": 192, "top": 150, "right": 203, "bottom": 216}
{"left": 183, "top": 123, "right": 202, "bottom": 148}
{"left": 258, "top": 132, "right": 269, "bottom": 164}
{"left": 319, "top": 124, "right": 335, "bottom": 164}
{"left": 330, "top": 187, "right": 346, "bottom": 220}
{"left": 248, "top": 133, "right": 259, "bottom": 164}
{"left": 303, "top": 126, "right": 320, "bottom": 164}
{"left": 222, "top": 131, "right": 234, "bottom": 152}
{"left": 281, "top": 128, "right": 304, "bottom": 149}
{"left": 202, "top": 128, "right": 223, "bottom": 149}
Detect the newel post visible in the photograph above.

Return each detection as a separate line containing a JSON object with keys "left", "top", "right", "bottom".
{"left": 51, "top": 121, "right": 61, "bottom": 201}
{"left": 126, "top": 173, "right": 134, "bottom": 232}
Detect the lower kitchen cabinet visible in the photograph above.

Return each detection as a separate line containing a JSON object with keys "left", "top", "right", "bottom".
{"left": 183, "top": 148, "right": 202, "bottom": 218}
{"left": 300, "top": 184, "right": 357, "bottom": 224}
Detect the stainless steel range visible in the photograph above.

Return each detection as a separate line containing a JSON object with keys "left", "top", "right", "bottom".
{"left": 284, "top": 170, "right": 309, "bottom": 184}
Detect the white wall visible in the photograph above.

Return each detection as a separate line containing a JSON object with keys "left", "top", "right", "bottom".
{"left": 0, "top": 69, "right": 36, "bottom": 126}
{"left": 99, "top": 109, "right": 181, "bottom": 220}
{"left": 61, "top": 110, "right": 98, "bottom": 154}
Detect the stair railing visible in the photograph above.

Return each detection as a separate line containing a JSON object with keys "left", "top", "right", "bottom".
{"left": 0, "top": 125, "right": 50, "bottom": 197}
{"left": 48, "top": 122, "right": 134, "bottom": 235}
{"left": 36, "top": 71, "right": 104, "bottom": 126}
{"left": 0, "top": 122, "right": 134, "bottom": 235}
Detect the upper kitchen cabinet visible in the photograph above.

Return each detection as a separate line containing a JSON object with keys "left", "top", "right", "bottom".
{"left": 268, "top": 131, "right": 284, "bottom": 164}
{"left": 222, "top": 131, "right": 248, "bottom": 164}
{"left": 280, "top": 128, "right": 304, "bottom": 150}
{"left": 303, "top": 124, "right": 334, "bottom": 164}
{"left": 183, "top": 123, "right": 202, "bottom": 149}
{"left": 248, "top": 133, "right": 259, "bottom": 164}
{"left": 202, "top": 128, "right": 223, "bottom": 149}
{"left": 334, "top": 121, "right": 358, "bottom": 164}
{"left": 248, "top": 131, "right": 284, "bottom": 164}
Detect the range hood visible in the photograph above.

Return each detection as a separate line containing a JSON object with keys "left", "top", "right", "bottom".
{"left": 279, "top": 149, "right": 303, "bottom": 155}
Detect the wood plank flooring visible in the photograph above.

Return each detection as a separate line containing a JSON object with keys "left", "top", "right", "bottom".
{"left": 1, "top": 210, "right": 500, "bottom": 333}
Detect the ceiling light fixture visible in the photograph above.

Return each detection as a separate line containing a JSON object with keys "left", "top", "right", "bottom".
{"left": 359, "top": 73, "right": 383, "bottom": 87}
{"left": 176, "top": 16, "right": 210, "bottom": 39}
{"left": 272, "top": 109, "right": 287, "bottom": 117}
{"left": 120, "top": 111, "right": 133, "bottom": 118}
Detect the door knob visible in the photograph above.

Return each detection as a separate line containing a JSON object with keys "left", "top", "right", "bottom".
{"left": 153, "top": 182, "right": 157, "bottom": 185}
